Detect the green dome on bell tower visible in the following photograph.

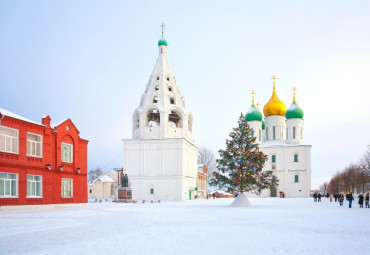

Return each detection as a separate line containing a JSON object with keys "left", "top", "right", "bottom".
{"left": 158, "top": 23, "right": 168, "bottom": 47}
{"left": 158, "top": 38, "right": 167, "bottom": 46}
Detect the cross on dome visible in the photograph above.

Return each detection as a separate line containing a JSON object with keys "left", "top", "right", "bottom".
{"left": 292, "top": 87, "right": 297, "bottom": 102}
{"left": 160, "top": 23, "right": 165, "bottom": 37}
{"left": 271, "top": 75, "right": 277, "bottom": 90}
{"left": 250, "top": 90, "right": 256, "bottom": 105}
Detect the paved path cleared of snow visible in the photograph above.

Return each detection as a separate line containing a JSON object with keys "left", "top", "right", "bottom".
{"left": 0, "top": 197, "right": 369, "bottom": 255}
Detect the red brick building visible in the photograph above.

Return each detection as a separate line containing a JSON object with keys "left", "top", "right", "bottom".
{"left": 0, "top": 108, "right": 88, "bottom": 206}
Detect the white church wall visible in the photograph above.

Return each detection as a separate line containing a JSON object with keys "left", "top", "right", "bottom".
{"left": 260, "top": 144, "right": 311, "bottom": 198}
{"left": 286, "top": 118, "right": 304, "bottom": 144}
{"left": 265, "top": 116, "right": 286, "bottom": 141}
{"left": 123, "top": 138, "right": 197, "bottom": 201}
{"left": 247, "top": 120, "right": 263, "bottom": 144}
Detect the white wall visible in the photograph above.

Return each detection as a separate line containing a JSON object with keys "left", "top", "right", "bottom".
{"left": 260, "top": 144, "right": 311, "bottom": 197}
{"left": 265, "top": 115, "right": 286, "bottom": 141}
{"left": 123, "top": 138, "right": 198, "bottom": 201}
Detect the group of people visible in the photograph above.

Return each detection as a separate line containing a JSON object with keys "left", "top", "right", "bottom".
{"left": 313, "top": 192, "right": 323, "bottom": 202}
{"left": 313, "top": 192, "right": 370, "bottom": 208}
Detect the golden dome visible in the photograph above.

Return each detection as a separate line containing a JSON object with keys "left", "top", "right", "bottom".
{"left": 263, "top": 75, "right": 286, "bottom": 117}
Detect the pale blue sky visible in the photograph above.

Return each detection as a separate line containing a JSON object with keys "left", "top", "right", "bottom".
{"left": 1, "top": 1, "right": 370, "bottom": 188}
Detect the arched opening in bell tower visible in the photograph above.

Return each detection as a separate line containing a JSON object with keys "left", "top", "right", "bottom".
{"left": 168, "top": 110, "right": 182, "bottom": 128}
{"left": 147, "top": 109, "right": 160, "bottom": 127}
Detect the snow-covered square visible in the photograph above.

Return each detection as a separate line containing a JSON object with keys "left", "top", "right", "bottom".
{"left": 1, "top": 197, "right": 369, "bottom": 255}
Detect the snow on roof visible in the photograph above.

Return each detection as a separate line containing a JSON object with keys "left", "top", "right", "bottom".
{"left": 93, "top": 175, "right": 115, "bottom": 183}
{"left": 260, "top": 141, "right": 311, "bottom": 147}
{"left": 0, "top": 108, "right": 43, "bottom": 126}
{"left": 105, "top": 171, "right": 117, "bottom": 175}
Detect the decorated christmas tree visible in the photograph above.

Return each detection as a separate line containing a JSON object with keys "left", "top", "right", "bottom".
{"left": 210, "top": 114, "right": 278, "bottom": 204}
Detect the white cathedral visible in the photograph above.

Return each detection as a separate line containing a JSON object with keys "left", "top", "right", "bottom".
{"left": 246, "top": 76, "right": 311, "bottom": 198}
{"left": 122, "top": 29, "right": 198, "bottom": 201}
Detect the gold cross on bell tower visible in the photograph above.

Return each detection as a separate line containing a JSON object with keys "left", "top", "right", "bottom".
{"left": 160, "top": 23, "right": 165, "bottom": 37}
{"left": 292, "top": 87, "right": 297, "bottom": 102}
{"left": 250, "top": 90, "right": 256, "bottom": 105}
{"left": 271, "top": 75, "right": 277, "bottom": 90}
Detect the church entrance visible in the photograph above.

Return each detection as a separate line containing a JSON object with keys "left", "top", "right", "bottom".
{"left": 270, "top": 187, "right": 277, "bottom": 197}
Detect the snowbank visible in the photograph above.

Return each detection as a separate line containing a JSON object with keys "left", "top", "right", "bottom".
{"left": 230, "top": 192, "right": 252, "bottom": 207}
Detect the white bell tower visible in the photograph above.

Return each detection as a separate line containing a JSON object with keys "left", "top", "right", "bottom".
{"left": 123, "top": 25, "right": 198, "bottom": 201}
{"left": 132, "top": 24, "right": 193, "bottom": 141}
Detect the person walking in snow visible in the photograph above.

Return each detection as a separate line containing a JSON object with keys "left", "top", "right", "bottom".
{"left": 365, "top": 193, "right": 369, "bottom": 208}
{"left": 313, "top": 193, "right": 318, "bottom": 202}
{"left": 318, "top": 193, "right": 322, "bottom": 202}
{"left": 339, "top": 194, "right": 344, "bottom": 206}
{"left": 334, "top": 194, "right": 338, "bottom": 202}
{"left": 358, "top": 193, "right": 364, "bottom": 208}
{"left": 348, "top": 192, "right": 354, "bottom": 208}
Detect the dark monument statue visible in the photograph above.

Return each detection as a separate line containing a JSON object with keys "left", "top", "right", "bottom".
{"left": 117, "top": 172, "right": 133, "bottom": 202}
{"left": 121, "top": 174, "right": 129, "bottom": 188}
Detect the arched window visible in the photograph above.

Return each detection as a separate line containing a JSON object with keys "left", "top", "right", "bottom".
{"left": 168, "top": 86, "right": 173, "bottom": 92}
{"left": 168, "top": 111, "right": 182, "bottom": 128}
{"left": 294, "top": 154, "right": 299, "bottom": 162}
{"left": 170, "top": 97, "right": 175, "bottom": 104}
{"left": 266, "top": 127, "right": 269, "bottom": 140}
{"left": 294, "top": 175, "right": 299, "bottom": 183}
{"left": 259, "top": 129, "right": 261, "bottom": 141}
{"left": 293, "top": 127, "right": 296, "bottom": 139}
{"left": 155, "top": 85, "right": 159, "bottom": 91}
{"left": 153, "top": 96, "right": 158, "bottom": 103}
{"left": 147, "top": 109, "right": 160, "bottom": 127}
{"left": 273, "top": 126, "right": 276, "bottom": 140}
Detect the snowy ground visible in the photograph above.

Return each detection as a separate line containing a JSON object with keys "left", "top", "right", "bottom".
{"left": 0, "top": 197, "right": 369, "bottom": 255}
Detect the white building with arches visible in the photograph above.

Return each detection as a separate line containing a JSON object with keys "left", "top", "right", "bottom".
{"left": 122, "top": 30, "right": 198, "bottom": 201}
{"left": 245, "top": 76, "right": 311, "bottom": 198}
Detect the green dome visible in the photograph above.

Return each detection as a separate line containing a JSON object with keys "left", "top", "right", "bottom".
{"left": 262, "top": 120, "right": 265, "bottom": 130}
{"left": 158, "top": 38, "right": 168, "bottom": 46}
{"left": 286, "top": 101, "right": 304, "bottom": 119}
{"left": 245, "top": 105, "right": 262, "bottom": 122}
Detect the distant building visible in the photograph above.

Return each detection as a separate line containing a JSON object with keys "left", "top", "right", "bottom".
{"left": 197, "top": 164, "right": 208, "bottom": 198}
{"left": 0, "top": 108, "right": 88, "bottom": 206}
{"left": 88, "top": 171, "right": 118, "bottom": 199}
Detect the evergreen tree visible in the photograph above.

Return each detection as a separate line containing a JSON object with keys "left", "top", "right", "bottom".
{"left": 210, "top": 114, "right": 278, "bottom": 194}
